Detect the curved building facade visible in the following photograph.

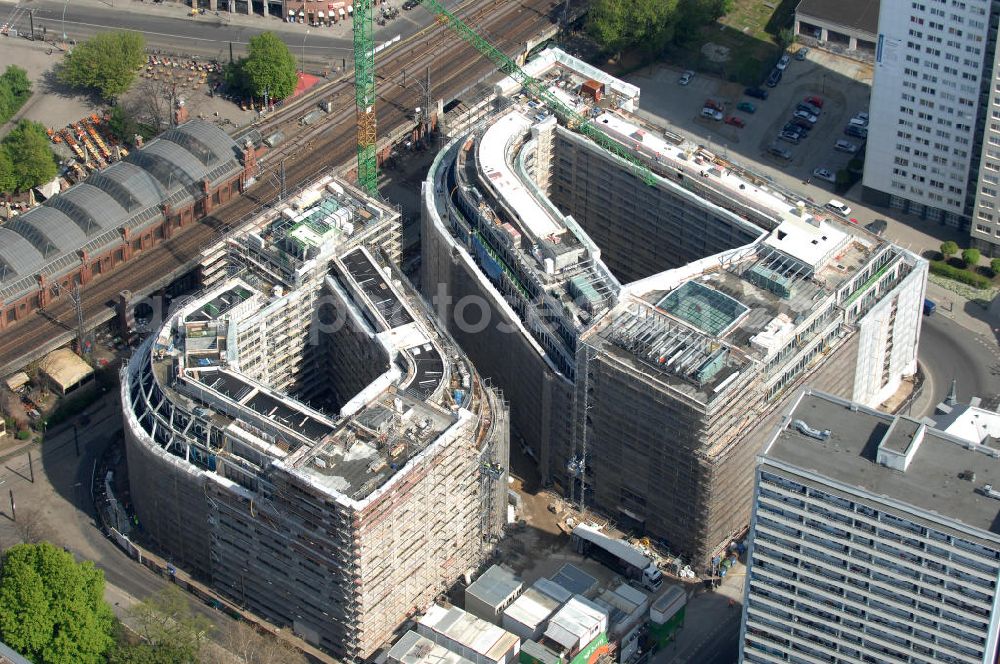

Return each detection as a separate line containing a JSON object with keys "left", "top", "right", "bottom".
{"left": 123, "top": 176, "right": 508, "bottom": 660}
{"left": 421, "top": 50, "right": 927, "bottom": 566}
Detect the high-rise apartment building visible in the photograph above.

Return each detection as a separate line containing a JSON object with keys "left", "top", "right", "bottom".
{"left": 740, "top": 389, "right": 1000, "bottom": 664}
{"left": 863, "top": 0, "right": 1000, "bottom": 253}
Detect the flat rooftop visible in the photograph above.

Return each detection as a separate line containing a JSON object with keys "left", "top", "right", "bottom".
{"left": 187, "top": 284, "right": 254, "bottom": 322}
{"left": 478, "top": 111, "right": 563, "bottom": 240}
{"left": 388, "top": 630, "right": 475, "bottom": 664}
{"left": 591, "top": 111, "right": 811, "bottom": 230}
{"left": 796, "top": 0, "right": 879, "bottom": 35}
{"left": 339, "top": 248, "right": 414, "bottom": 329}
{"left": 501, "top": 47, "right": 640, "bottom": 106}
{"left": 418, "top": 605, "right": 520, "bottom": 662}
{"left": 764, "top": 217, "right": 847, "bottom": 269}
{"left": 147, "top": 178, "right": 464, "bottom": 505}
{"left": 284, "top": 391, "right": 456, "bottom": 503}
{"left": 467, "top": 565, "right": 522, "bottom": 610}
{"left": 765, "top": 391, "right": 1000, "bottom": 538}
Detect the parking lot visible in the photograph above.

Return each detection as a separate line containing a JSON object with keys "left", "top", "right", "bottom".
{"left": 628, "top": 49, "right": 873, "bottom": 199}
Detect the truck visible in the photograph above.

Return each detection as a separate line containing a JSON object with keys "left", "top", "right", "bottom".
{"left": 572, "top": 523, "right": 663, "bottom": 591}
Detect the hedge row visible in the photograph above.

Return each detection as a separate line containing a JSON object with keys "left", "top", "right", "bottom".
{"left": 929, "top": 260, "right": 991, "bottom": 289}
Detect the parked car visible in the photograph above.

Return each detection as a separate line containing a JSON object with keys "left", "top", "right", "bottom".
{"left": 790, "top": 117, "right": 813, "bottom": 131}
{"left": 835, "top": 139, "right": 859, "bottom": 153}
{"left": 679, "top": 70, "right": 695, "bottom": 85}
{"left": 845, "top": 124, "right": 868, "bottom": 139}
{"left": 724, "top": 115, "right": 746, "bottom": 128}
{"left": 402, "top": 0, "right": 417, "bottom": 8}
{"left": 704, "top": 98, "right": 724, "bottom": 111}
{"left": 768, "top": 145, "right": 793, "bottom": 160}
{"left": 793, "top": 109, "right": 818, "bottom": 124}
{"left": 744, "top": 87, "right": 769, "bottom": 99}
{"left": 779, "top": 130, "right": 801, "bottom": 144}
{"left": 852, "top": 111, "right": 870, "bottom": 126}
{"left": 864, "top": 219, "right": 888, "bottom": 236}
{"left": 795, "top": 47, "right": 810, "bottom": 60}
{"left": 776, "top": 53, "right": 791, "bottom": 71}
{"left": 924, "top": 299, "right": 937, "bottom": 316}
{"left": 825, "top": 199, "right": 853, "bottom": 217}
{"left": 804, "top": 95, "right": 824, "bottom": 108}
{"left": 736, "top": 101, "right": 756, "bottom": 113}
{"left": 766, "top": 69, "right": 782, "bottom": 88}
{"left": 701, "top": 107, "right": 724, "bottom": 121}
{"left": 783, "top": 122, "right": 807, "bottom": 136}
{"left": 812, "top": 167, "right": 836, "bottom": 183}
{"left": 797, "top": 102, "right": 822, "bottom": 116}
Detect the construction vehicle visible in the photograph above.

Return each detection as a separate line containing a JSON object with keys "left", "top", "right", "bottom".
{"left": 572, "top": 523, "right": 663, "bottom": 591}
{"left": 416, "top": 0, "right": 655, "bottom": 185}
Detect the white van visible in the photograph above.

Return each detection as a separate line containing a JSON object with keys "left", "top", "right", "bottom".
{"left": 825, "top": 200, "right": 852, "bottom": 218}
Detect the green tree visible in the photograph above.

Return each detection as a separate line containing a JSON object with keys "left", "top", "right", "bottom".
{"left": 0, "top": 542, "right": 116, "bottom": 664}
{"left": 58, "top": 31, "right": 146, "bottom": 100}
{"left": 0, "top": 66, "right": 32, "bottom": 124}
{"left": 940, "top": 240, "right": 959, "bottom": 260}
{"left": 990, "top": 257, "right": 1000, "bottom": 276}
{"left": 108, "top": 640, "right": 201, "bottom": 664}
{"left": 587, "top": 0, "right": 679, "bottom": 59}
{"left": 2, "top": 120, "right": 58, "bottom": 192}
{"left": 0, "top": 85, "right": 14, "bottom": 125}
{"left": 227, "top": 32, "right": 298, "bottom": 101}
{"left": 120, "top": 585, "right": 212, "bottom": 663}
{"left": 1, "top": 65, "right": 31, "bottom": 100}
{"left": 106, "top": 105, "right": 140, "bottom": 145}
{"left": 0, "top": 150, "right": 15, "bottom": 194}
{"left": 962, "top": 247, "right": 981, "bottom": 267}
{"left": 778, "top": 27, "right": 796, "bottom": 50}
{"left": 675, "top": 0, "right": 728, "bottom": 43}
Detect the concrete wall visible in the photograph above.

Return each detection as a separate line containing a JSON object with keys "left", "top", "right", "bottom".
{"left": 548, "top": 132, "right": 759, "bottom": 284}
{"left": 420, "top": 203, "right": 572, "bottom": 484}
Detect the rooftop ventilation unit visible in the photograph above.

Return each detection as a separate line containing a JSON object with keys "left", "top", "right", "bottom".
{"left": 978, "top": 484, "right": 1000, "bottom": 500}
{"left": 793, "top": 419, "right": 830, "bottom": 441}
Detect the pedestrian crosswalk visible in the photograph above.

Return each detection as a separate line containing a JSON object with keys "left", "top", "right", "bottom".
{"left": 0, "top": 4, "right": 26, "bottom": 36}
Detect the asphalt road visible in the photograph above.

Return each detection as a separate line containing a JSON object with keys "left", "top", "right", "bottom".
{"left": 1, "top": 0, "right": 435, "bottom": 63}
{"left": 917, "top": 312, "right": 1000, "bottom": 416}
{"left": 0, "top": 395, "right": 240, "bottom": 639}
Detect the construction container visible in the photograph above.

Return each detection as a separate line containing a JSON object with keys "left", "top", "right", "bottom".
{"left": 579, "top": 79, "right": 605, "bottom": 103}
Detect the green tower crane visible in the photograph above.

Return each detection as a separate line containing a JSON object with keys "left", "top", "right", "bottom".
{"left": 354, "top": 0, "right": 378, "bottom": 194}
{"left": 416, "top": 0, "right": 655, "bottom": 185}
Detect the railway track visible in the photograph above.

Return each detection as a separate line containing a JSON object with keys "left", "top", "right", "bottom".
{"left": 0, "top": 0, "right": 567, "bottom": 375}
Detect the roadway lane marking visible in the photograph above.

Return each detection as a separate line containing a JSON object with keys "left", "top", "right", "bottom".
{"left": 33, "top": 16, "right": 355, "bottom": 50}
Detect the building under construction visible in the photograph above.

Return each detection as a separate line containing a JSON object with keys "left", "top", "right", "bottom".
{"left": 420, "top": 49, "right": 927, "bottom": 567}
{"left": 122, "top": 175, "right": 508, "bottom": 660}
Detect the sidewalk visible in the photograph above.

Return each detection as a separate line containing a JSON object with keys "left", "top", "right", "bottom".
{"left": 925, "top": 279, "right": 1000, "bottom": 341}
{"left": 4, "top": 0, "right": 338, "bottom": 35}
{"left": 655, "top": 563, "right": 746, "bottom": 664}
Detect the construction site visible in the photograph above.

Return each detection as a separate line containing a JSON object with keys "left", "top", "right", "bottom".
{"left": 121, "top": 174, "right": 509, "bottom": 660}
{"left": 420, "top": 47, "right": 928, "bottom": 567}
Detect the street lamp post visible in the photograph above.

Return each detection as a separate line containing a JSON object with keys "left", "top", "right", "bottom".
{"left": 61, "top": 0, "right": 69, "bottom": 41}
{"left": 301, "top": 28, "right": 310, "bottom": 71}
